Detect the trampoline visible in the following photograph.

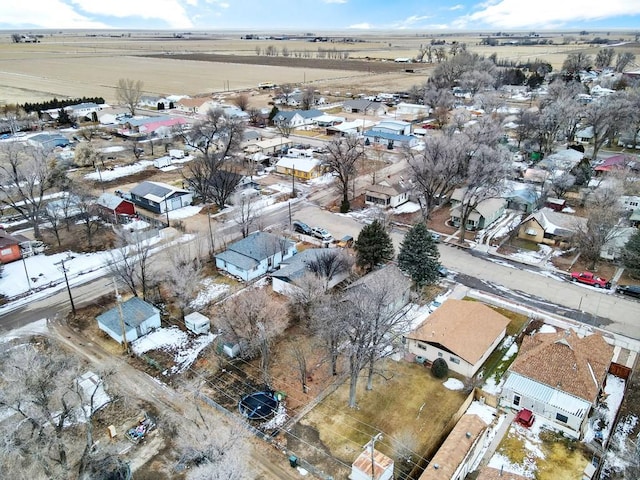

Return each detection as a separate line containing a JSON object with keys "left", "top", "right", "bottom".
{"left": 238, "top": 391, "right": 278, "bottom": 420}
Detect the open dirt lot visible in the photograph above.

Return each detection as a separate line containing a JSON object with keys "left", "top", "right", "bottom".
{"left": 2, "top": 31, "right": 638, "bottom": 105}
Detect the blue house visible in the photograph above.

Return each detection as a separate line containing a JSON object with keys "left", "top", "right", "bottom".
{"left": 363, "top": 130, "right": 419, "bottom": 149}
{"left": 215, "top": 231, "right": 297, "bottom": 282}
{"left": 97, "top": 297, "right": 160, "bottom": 344}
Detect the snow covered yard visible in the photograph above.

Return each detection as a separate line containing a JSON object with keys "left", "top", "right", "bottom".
{"left": 132, "top": 326, "right": 217, "bottom": 376}
{"left": 584, "top": 374, "right": 626, "bottom": 445}
{"left": 488, "top": 417, "right": 591, "bottom": 480}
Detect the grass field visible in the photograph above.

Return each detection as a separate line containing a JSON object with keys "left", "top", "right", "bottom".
{"left": 2, "top": 30, "right": 639, "bottom": 106}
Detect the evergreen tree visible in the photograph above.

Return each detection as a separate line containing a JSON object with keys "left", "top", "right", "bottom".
{"left": 398, "top": 222, "right": 440, "bottom": 287}
{"left": 354, "top": 219, "right": 394, "bottom": 272}
{"left": 621, "top": 229, "right": 640, "bottom": 279}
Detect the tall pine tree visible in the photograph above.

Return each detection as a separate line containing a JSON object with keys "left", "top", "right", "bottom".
{"left": 398, "top": 223, "right": 440, "bottom": 287}
{"left": 354, "top": 219, "right": 394, "bottom": 272}
{"left": 621, "top": 228, "right": 640, "bottom": 279}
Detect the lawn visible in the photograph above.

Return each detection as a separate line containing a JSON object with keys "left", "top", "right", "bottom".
{"left": 294, "top": 358, "right": 468, "bottom": 479}
{"left": 490, "top": 421, "right": 590, "bottom": 480}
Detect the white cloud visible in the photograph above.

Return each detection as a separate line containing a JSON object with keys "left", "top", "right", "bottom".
{"left": 348, "top": 23, "right": 372, "bottom": 29}
{"left": 393, "top": 14, "right": 432, "bottom": 29}
{"left": 459, "top": 0, "right": 640, "bottom": 29}
{"left": 0, "top": 2, "right": 109, "bottom": 29}
{"left": 449, "top": 4, "right": 465, "bottom": 10}
{"left": 70, "top": 0, "right": 194, "bottom": 28}
{"left": 324, "top": 0, "right": 348, "bottom": 3}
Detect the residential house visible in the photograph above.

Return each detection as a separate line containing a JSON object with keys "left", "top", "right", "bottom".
{"left": 271, "top": 248, "right": 352, "bottom": 296}
{"left": 175, "top": 97, "right": 216, "bottom": 115}
{"left": 96, "top": 193, "right": 136, "bottom": 222}
{"left": 351, "top": 443, "right": 394, "bottom": 480}
{"left": 45, "top": 195, "right": 82, "bottom": 220}
{"left": 370, "top": 120, "right": 412, "bottom": 136}
{"left": 544, "top": 197, "right": 566, "bottom": 212}
{"left": 347, "top": 264, "right": 411, "bottom": 313}
{"left": 522, "top": 168, "right": 551, "bottom": 185}
{"left": 244, "top": 137, "right": 293, "bottom": 156}
{"left": 405, "top": 300, "right": 510, "bottom": 377}
{"left": 449, "top": 189, "right": 507, "bottom": 231}
{"left": 600, "top": 227, "right": 635, "bottom": 261}
{"left": 501, "top": 329, "right": 613, "bottom": 439}
{"left": 342, "top": 99, "right": 388, "bottom": 116}
{"left": 629, "top": 208, "right": 640, "bottom": 227}
{"left": 274, "top": 156, "right": 322, "bottom": 180}
{"left": 363, "top": 130, "right": 419, "bottom": 149}
{"left": 66, "top": 102, "right": 104, "bottom": 121}
{"left": 138, "top": 95, "right": 173, "bottom": 110}
{"left": 418, "top": 414, "right": 490, "bottom": 480}
{"left": 215, "top": 231, "right": 297, "bottom": 282}
{"left": 505, "top": 188, "right": 538, "bottom": 213}
{"left": 120, "top": 115, "right": 187, "bottom": 137}
{"left": 576, "top": 126, "right": 594, "bottom": 143}
{"left": 0, "top": 229, "right": 29, "bottom": 264}
{"left": 365, "top": 176, "right": 410, "bottom": 209}
{"left": 395, "top": 102, "right": 431, "bottom": 118}
{"left": 97, "top": 297, "right": 161, "bottom": 344}
{"left": 621, "top": 195, "right": 640, "bottom": 211}
{"left": 537, "top": 149, "right": 583, "bottom": 173}
{"left": 326, "top": 119, "right": 376, "bottom": 136}
{"left": 129, "top": 181, "right": 193, "bottom": 214}
{"left": 28, "top": 132, "right": 70, "bottom": 149}
{"left": 517, "top": 207, "right": 587, "bottom": 246}
{"left": 595, "top": 154, "right": 639, "bottom": 175}
{"left": 272, "top": 109, "right": 323, "bottom": 129}
{"left": 315, "top": 114, "right": 345, "bottom": 127}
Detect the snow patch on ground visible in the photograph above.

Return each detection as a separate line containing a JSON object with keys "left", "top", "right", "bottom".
{"left": 189, "top": 278, "right": 230, "bottom": 309}
{"left": 443, "top": 378, "right": 465, "bottom": 391}
{"left": 0, "top": 318, "right": 48, "bottom": 342}
{"left": 84, "top": 160, "right": 154, "bottom": 181}
{"left": 167, "top": 205, "right": 202, "bottom": 220}
{"left": 537, "top": 324, "right": 557, "bottom": 334}
{"left": 131, "top": 326, "right": 216, "bottom": 375}
{"left": 584, "top": 374, "right": 626, "bottom": 444}
{"left": 467, "top": 401, "right": 498, "bottom": 425}
{"left": 393, "top": 201, "right": 420, "bottom": 214}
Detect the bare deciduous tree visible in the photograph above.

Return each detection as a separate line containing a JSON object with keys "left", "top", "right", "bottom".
{"left": 615, "top": 51, "right": 636, "bottom": 73}
{"left": 233, "top": 191, "right": 259, "bottom": 238}
{"left": 324, "top": 136, "right": 364, "bottom": 212}
{"left": 164, "top": 236, "right": 206, "bottom": 320}
{"left": 0, "top": 143, "right": 63, "bottom": 238}
{"left": 106, "top": 228, "right": 154, "bottom": 300}
{"left": 232, "top": 93, "right": 250, "bottom": 112}
{"left": 115, "top": 78, "right": 143, "bottom": 116}
{"left": 595, "top": 47, "right": 615, "bottom": 69}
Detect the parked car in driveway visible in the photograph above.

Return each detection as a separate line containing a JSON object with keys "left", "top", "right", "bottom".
{"left": 311, "top": 227, "right": 334, "bottom": 243}
{"left": 292, "top": 220, "right": 312, "bottom": 236}
{"left": 570, "top": 271, "right": 611, "bottom": 289}
{"left": 616, "top": 285, "right": 640, "bottom": 298}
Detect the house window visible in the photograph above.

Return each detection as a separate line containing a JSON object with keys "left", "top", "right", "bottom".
{"left": 556, "top": 413, "right": 568, "bottom": 424}
{"left": 417, "top": 342, "right": 427, "bottom": 351}
{"left": 513, "top": 394, "right": 521, "bottom": 406}
{"left": 437, "top": 352, "right": 443, "bottom": 357}
{"left": 1, "top": 248, "right": 12, "bottom": 256}
{"left": 449, "top": 356, "right": 460, "bottom": 364}
{"left": 525, "top": 228, "right": 537, "bottom": 235}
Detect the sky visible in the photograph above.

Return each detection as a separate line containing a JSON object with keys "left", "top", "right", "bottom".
{"left": 2, "top": 0, "right": 640, "bottom": 32}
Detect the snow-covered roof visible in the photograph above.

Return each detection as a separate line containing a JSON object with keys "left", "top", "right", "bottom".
{"left": 274, "top": 156, "right": 320, "bottom": 173}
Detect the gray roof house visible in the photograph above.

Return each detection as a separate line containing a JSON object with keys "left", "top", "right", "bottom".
{"left": 271, "top": 248, "right": 351, "bottom": 296}
{"left": 342, "top": 99, "right": 388, "bottom": 116}
{"left": 97, "top": 297, "right": 160, "bottom": 344}
{"left": 450, "top": 188, "right": 508, "bottom": 231}
{"left": 130, "top": 181, "right": 193, "bottom": 214}
{"left": 272, "top": 109, "right": 323, "bottom": 128}
{"left": 215, "top": 231, "right": 297, "bottom": 282}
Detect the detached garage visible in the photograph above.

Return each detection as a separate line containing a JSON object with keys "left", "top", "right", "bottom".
{"left": 130, "top": 181, "right": 193, "bottom": 214}
{"left": 97, "top": 297, "right": 160, "bottom": 344}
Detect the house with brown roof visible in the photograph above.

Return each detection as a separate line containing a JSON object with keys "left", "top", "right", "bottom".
{"left": 350, "top": 443, "right": 394, "bottom": 480}
{"left": 500, "top": 329, "right": 613, "bottom": 439}
{"left": 517, "top": 207, "right": 587, "bottom": 247}
{"left": 476, "top": 466, "right": 527, "bottom": 480}
{"left": 418, "top": 414, "right": 489, "bottom": 480}
{"left": 364, "top": 176, "right": 410, "bottom": 209}
{"left": 404, "top": 300, "right": 510, "bottom": 377}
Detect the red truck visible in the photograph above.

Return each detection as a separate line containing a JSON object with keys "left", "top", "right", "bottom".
{"left": 570, "top": 271, "right": 611, "bottom": 289}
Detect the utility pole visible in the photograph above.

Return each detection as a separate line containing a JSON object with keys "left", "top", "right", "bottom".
{"left": 291, "top": 163, "right": 296, "bottom": 197}
{"left": 59, "top": 258, "right": 76, "bottom": 315}
{"left": 164, "top": 197, "right": 170, "bottom": 228}
{"left": 370, "top": 432, "right": 382, "bottom": 479}
{"left": 113, "top": 278, "right": 129, "bottom": 354}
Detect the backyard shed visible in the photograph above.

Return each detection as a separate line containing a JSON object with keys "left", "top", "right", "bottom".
{"left": 185, "top": 312, "right": 210, "bottom": 334}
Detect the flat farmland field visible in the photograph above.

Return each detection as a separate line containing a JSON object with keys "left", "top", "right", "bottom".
{"left": 0, "top": 31, "right": 638, "bottom": 105}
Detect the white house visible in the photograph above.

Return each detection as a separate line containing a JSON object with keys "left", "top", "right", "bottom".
{"left": 395, "top": 102, "right": 431, "bottom": 118}
{"left": 364, "top": 177, "right": 410, "bottom": 209}
{"left": 129, "top": 181, "right": 193, "bottom": 214}
{"left": 215, "top": 231, "right": 297, "bottom": 282}
{"left": 271, "top": 248, "right": 351, "bottom": 296}
{"left": 600, "top": 227, "right": 636, "bottom": 261}
{"left": 404, "top": 299, "right": 510, "bottom": 377}
{"left": 97, "top": 297, "right": 160, "bottom": 344}
{"left": 370, "top": 120, "right": 412, "bottom": 136}
{"left": 500, "top": 329, "right": 613, "bottom": 439}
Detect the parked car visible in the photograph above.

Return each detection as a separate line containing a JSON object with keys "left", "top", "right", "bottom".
{"left": 438, "top": 265, "right": 449, "bottom": 277}
{"left": 430, "top": 231, "right": 441, "bottom": 243}
{"left": 616, "top": 285, "right": 640, "bottom": 298}
{"left": 570, "top": 271, "right": 611, "bottom": 289}
{"left": 292, "top": 220, "right": 312, "bottom": 236}
{"left": 311, "top": 227, "right": 334, "bottom": 243}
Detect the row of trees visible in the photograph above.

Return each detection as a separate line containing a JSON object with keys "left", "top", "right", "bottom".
{"left": 255, "top": 45, "right": 350, "bottom": 59}
{"left": 21, "top": 96, "right": 105, "bottom": 114}
{"left": 563, "top": 48, "right": 636, "bottom": 74}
